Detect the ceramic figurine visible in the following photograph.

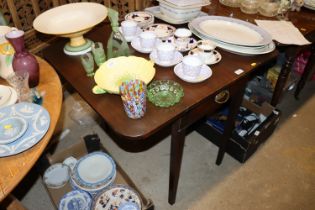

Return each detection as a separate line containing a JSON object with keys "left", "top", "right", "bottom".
{"left": 291, "top": 0, "right": 304, "bottom": 11}
{"left": 107, "top": 8, "right": 130, "bottom": 59}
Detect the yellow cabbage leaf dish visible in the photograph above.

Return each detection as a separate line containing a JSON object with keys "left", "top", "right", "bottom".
{"left": 94, "top": 56, "right": 156, "bottom": 94}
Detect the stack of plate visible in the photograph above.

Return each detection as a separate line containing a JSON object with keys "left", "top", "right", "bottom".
{"left": 189, "top": 16, "right": 276, "bottom": 56}
{"left": 145, "top": 0, "right": 210, "bottom": 25}
{"left": 0, "top": 85, "right": 18, "bottom": 108}
{"left": 70, "top": 152, "right": 116, "bottom": 197}
{"left": 304, "top": 0, "right": 315, "bottom": 10}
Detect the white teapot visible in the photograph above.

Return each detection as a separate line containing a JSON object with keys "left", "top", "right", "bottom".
{"left": 0, "top": 26, "right": 15, "bottom": 79}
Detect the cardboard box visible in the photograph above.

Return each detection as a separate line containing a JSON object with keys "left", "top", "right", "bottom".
{"left": 196, "top": 100, "right": 281, "bottom": 163}
{"left": 40, "top": 134, "right": 154, "bottom": 210}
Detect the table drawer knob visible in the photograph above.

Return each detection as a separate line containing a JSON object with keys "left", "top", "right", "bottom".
{"left": 215, "top": 90, "right": 230, "bottom": 104}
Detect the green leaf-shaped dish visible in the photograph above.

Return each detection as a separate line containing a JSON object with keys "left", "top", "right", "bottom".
{"left": 147, "top": 80, "right": 184, "bottom": 107}
{"left": 94, "top": 56, "right": 155, "bottom": 94}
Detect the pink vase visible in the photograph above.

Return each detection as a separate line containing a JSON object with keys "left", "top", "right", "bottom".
{"left": 5, "top": 29, "right": 39, "bottom": 88}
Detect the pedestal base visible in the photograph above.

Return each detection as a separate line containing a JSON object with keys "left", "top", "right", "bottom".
{"left": 63, "top": 39, "right": 93, "bottom": 56}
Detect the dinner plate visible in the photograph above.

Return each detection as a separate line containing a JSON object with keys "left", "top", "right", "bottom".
{"left": 93, "top": 184, "right": 142, "bottom": 210}
{"left": 0, "top": 116, "right": 28, "bottom": 145}
{"left": 174, "top": 63, "right": 212, "bottom": 83}
{"left": 0, "top": 85, "right": 12, "bottom": 107}
{"left": 2, "top": 87, "right": 18, "bottom": 107}
{"left": 72, "top": 151, "right": 116, "bottom": 189}
{"left": 189, "top": 23, "right": 276, "bottom": 56}
{"left": 145, "top": 6, "right": 208, "bottom": 25}
{"left": 0, "top": 102, "right": 50, "bottom": 157}
{"left": 190, "top": 16, "right": 272, "bottom": 47}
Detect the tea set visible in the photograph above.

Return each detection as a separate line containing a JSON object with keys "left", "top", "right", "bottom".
{"left": 118, "top": 12, "right": 221, "bottom": 83}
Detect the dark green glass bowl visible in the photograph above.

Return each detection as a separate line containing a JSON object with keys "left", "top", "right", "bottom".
{"left": 147, "top": 80, "right": 184, "bottom": 107}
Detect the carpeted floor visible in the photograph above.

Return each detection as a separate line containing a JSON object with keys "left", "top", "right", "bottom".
{"left": 19, "top": 81, "right": 315, "bottom": 210}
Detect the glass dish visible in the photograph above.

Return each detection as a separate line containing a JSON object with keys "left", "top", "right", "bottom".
{"left": 219, "top": 0, "right": 241, "bottom": 7}
{"left": 258, "top": 0, "right": 280, "bottom": 17}
{"left": 240, "top": 0, "right": 260, "bottom": 14}
{"left": 147, "top": 80, "right": 184, "bottom": 107}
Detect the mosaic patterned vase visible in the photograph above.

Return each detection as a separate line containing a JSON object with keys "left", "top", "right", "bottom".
{"left": 5, "top": 29, "right": 39, "bottom": 88}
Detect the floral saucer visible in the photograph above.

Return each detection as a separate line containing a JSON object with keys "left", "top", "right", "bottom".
{"left": 125, "top": 11, "right": 154, "bottom": 28}
{"left": 59, "top": 190, "right": 92, "bottom": 210}
{"left": 131, "top": 37, "right": 161, "bottom": 53}
{"left": 174, "top": 63, "right": 213, "bottom": 83}
{"left": 0, "top": 116, "right": 28, "bottom": 145}
{"left": 44, "top": 163, "right": 70, "bottom": 189}
{"left": 163, "top": 37, "right": 198, "bottom": 52}
{"left": 144, "top": 23, "right": 176, "bottom": 40}
{"left": 115, "top": 27, "right": 142, "bottom": 42}
{"left": 149, "top": 50, "right": 183, "bottom": 67}
{"left": 188, "top": 48, "right": 222, "bottom": 65}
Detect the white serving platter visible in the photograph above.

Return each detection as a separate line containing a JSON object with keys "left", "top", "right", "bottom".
{"left": 190, "top": 16, "right": 273, "bottom": 47}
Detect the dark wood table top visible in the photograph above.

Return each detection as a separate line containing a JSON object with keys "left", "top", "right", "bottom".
{"left": 43, "top": 23, "right": 277, "bottom": 142}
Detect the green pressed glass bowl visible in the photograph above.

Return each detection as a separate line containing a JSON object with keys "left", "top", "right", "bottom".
{"left": 147, "top": 80, "right": 184, "bottom": 107}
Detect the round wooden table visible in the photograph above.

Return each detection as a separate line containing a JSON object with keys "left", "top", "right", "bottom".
{"left": 0, "top": 57, "right": 62, "bottom": 202}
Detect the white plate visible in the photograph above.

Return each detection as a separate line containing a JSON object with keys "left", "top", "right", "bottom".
{"left": 2, "top": 87, "right": 18, "bottom": 107}
{"left": 73, "top": 151, "right": 116, "bottom": 189}
{"left": 44, "top": 163, "right": 70, "bottom": 189}
{"left": 131, "top": 37, "right": 161, "bottom": 53}
{"left": 0, "top": 85, "right": 12, "bottom": 107}
{"left": 188, "top": 48, "right": 222, "bottom": 65}
{"left": 174, "top": 63, "right": 212, "bottom": 83}
{"left": 157, "top": 0, "right": 210, "bottom": 8}
{"left": 189, "top": 23, "right": 276, "bottom": 56}
{"left": 59, "top": 190, "right": 92, "bottom": 210}
{"left": 190, "top": 16, "right": 272, "bottom": 47}
{"left": 163, "top": 36, "right": 198, "bottom": 52}
{"left": 145, "top": 6, "right": 208, "bottom": 25}
{"left": 0, "top": 102, "right": 50, "bottom": 157}
{"left": 116, "top": 27, "right": 142, "bottom": 42}
{"left": 0, "top": 116, "right": 28, "bottom": 145}
{"left": 150, "top": 50, "right": 183, "bottom": 67}
{"left": 144, "top": 23, "right": 176, "bottom": 39}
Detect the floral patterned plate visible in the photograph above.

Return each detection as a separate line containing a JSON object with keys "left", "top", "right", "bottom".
{"left": 144, "top": 23, "right": 176, "bottom": 40}
{"left": 93, "top": 184, "right": 141, "bottom": 210}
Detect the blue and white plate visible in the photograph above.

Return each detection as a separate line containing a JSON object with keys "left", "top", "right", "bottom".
{"left": 58, "top": 190, "right": 92, "bottom": 210}
{"left": 0, "top": 102, "right": 50, "bottom": 157}
{"left": 72, "top": 152, "right": 116, "bottom": 190}
{"left": 0, "top": 116, "right": 28, "bottom": 145}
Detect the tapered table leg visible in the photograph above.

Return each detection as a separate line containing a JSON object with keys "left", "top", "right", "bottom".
{"left": 168, "top": 118, "right": 186, "bottom": 205}
{"left": 216, "top": 80, "right": 247, "bottom": 165}
{"left": 294, "top": 45, "right": 315, "bottom": 99}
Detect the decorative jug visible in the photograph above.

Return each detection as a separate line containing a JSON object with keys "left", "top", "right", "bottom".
{"left": 5, "top": 29, "right": 39, "bottom": 88}
{"left": 0, "top": 26, "right": 14, "bottom": 79}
